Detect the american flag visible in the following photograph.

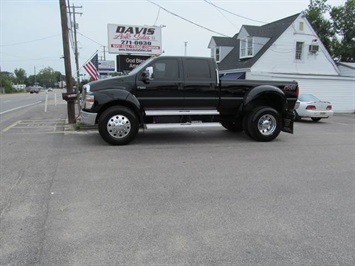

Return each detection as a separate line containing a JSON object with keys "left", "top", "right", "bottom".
{"left": 84, "top": 53, "right": 99, "bottom": 81}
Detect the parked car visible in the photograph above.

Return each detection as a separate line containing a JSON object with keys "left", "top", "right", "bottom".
{"left": 47, "top": 87, "right": 53, "bottom": 92}
{"left": 29, "top": 87, "right": 39, "bottom": 94}
{"left": 294, "top": 94, "right": 333, "bottom": 121}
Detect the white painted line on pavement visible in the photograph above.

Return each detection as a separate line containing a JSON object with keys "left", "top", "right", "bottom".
{"left": 2, "top": 120, "right": 22, "bottom": 132}
{"left": 0, "top": 101, "right": 42, "bottom": 115}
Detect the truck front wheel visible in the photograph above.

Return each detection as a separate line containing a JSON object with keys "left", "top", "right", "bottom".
{"left": 98, "top": 106, "right": 139, "bottom": 145}
{"left": 246, "top": 106, "right": 281, "bottom": 142}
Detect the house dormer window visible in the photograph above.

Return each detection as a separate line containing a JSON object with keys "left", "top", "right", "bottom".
{"left": 240, "top": 37, "right": 253, "bottom": 59}
{"left": 211, "top": 47, "right": 221, "bottom": 62}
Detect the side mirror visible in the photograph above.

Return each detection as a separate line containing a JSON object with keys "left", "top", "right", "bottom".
{"left": 141, "top": 70, "right": 150, "bottom": 84}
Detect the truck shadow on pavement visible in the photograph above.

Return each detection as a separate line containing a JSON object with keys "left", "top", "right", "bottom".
{"left": 75, "top": 128, "right": 251, "bottom": 146}
{"left": 133, "top": 129, "right": 250, "bottom": 146}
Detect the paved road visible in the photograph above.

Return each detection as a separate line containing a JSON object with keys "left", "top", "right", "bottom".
{"left": 0, "top": 92, "right": 53, "bottom": 114}
{"left": 0, "top": 98, "right": 354, "bottom": 265}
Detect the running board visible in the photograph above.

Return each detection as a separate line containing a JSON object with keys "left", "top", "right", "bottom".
{"left": 145, "top": 110, "right": 219, "bottom": 116}
{"left": 144, "top": 122, "right": 221, "bottom": 129}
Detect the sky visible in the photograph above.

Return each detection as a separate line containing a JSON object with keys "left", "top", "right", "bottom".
{"left": 0, "top": 0, "right": 345, "bottom": 80}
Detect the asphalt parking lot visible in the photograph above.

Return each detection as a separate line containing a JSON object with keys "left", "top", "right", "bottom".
{"left": 0, "top": 101, "right": 354, "bottom": 265}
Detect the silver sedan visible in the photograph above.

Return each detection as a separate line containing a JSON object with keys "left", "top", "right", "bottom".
{"left": 294, "top": 94, "right": 334, "bottom": 122}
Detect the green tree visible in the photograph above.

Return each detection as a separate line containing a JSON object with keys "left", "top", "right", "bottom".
{"left": 305, "top": 0, "right": 335, "bottom": 54}
{"left": 331, "top": 0, "right": 355, "bottom": 61}
{"left": 14, "top": 68, "right": 27, "bottom": 84}
{"left": 36, "top": 67, "right": 57, "bottom": 88}
{"left": 27, "top": 75, "right": 35, "bottom": 86}
{"left": 305, "top": 0, "right": 355, "bottom": 61}
{"left": 54, "top": 71, "right": 64, "bottom": 83}
{"left": 0, "top": 72, "right": 15, "bottom": 93}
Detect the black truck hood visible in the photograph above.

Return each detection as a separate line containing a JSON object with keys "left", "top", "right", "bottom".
{"left": 88, "top": 75, "right": 135, "bottom": 92}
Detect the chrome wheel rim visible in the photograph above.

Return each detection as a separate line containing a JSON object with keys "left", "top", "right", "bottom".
{"left": 107, "top": 115, "right": 131, "bottom": 139}
{"left": 257, "top": 114, "right": 277, "bottom": 136}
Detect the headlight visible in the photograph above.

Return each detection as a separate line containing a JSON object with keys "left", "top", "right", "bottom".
{"left": 81, "top": 84, "right": 94, "bottom": 109}
{"left": 85, "top": 95, "right": 95, "bottom": 109}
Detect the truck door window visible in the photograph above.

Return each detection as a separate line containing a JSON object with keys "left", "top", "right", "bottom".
{"left": 185, "top": 59, "right": 211, "bottom": 80}
{"left": 145, "top": 59, "right": 179, "bottom": 80}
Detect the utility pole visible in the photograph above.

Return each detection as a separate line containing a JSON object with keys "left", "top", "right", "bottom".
{"left": 184, "top": 42, "right": 188, "bottom": 56}
{"left": 69, "top": 4, "right": 82, "bottom": 115}
{"left": 34, "top": 66, "right": 36, "bottom": 86}
{"left": 69, "top": 4, "right": 82, "bottom": 93}
{"left": 59, "top": 0, "right": 75, "bottom": 123}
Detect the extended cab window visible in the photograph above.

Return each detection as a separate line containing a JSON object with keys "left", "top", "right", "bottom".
{"left": 145, "top": 59, "right": 179, "bottom": 80}
{"left": 185, "top": 59, "right": 211, "bottom": 80}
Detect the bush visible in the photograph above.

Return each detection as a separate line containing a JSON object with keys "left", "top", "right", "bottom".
{"left": 1, "top": 78, "right": 15, "bottom": 93}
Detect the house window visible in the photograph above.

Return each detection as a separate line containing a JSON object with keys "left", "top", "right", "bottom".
{"left": 299, "top": 22, "right": 304, "bottom": 31}
{"left": 295, "top": 42, "right": 304, "bottom": 60}
{"left": 215, "top": 47, "right": 220, "bottom": 62}
{"left": 240, "top": 37, "right": 253, "bottom": 58}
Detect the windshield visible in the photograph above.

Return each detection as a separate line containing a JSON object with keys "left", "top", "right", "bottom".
{"left": 128, "top": 58, "right": 155, "bottom": 76}
{"left": 299, "top": 94, "right": 320, "bottom": 102}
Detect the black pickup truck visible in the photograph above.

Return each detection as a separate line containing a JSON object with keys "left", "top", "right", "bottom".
{"left": 80, "top": 56, "right": 299, "bottom": 145}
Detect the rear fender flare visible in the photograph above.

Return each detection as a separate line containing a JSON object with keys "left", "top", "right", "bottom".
{"left": 243, "top": 85, "right": 287, "bottom": 112}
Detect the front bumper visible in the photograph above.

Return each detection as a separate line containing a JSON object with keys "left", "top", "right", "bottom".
{"left": 80, "top": 110, "right": 97, "bottom": 126}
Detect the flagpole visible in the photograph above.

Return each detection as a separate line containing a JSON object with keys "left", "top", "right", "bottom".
{"left": 83, "top": 50, "right": 100, "bottom": 81}
{"left": 82, "top": 50, "right": 99, "bottom": 67}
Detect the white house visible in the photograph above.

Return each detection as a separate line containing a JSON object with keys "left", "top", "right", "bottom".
{"left": 208, "top": 13, "right": 355, "bottom": 113}
{"left": 12, "top": 83, "right": 26, "bottom": 91}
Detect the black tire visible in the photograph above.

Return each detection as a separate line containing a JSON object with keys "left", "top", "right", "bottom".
{"left": 311, "top": 117, "right": 321, "bottom": 122}
{"left": 98, "top": 106, "right": 139, "bottom": 145}
{"left": 245, "top": 106, "right": 281, "bottom": 142}
{"left": 220, "top": 120, "right": 243, "bottom": 132}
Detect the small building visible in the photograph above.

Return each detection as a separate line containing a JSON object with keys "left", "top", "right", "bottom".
{"left": 12, "top": 84, "right": 26, "bottom": 91}
{"left": 208, "top": 13, "right": 355, "bottom": 113}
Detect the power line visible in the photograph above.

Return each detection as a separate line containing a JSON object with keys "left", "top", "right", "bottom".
{"left": 1, "top": 56, "right": 61, "bottom": 62}
{"left": 207, "top": 1, "right": 239, "bottom": 29}
{"left": 146, "top": 0, "right": 229, "bottom": 37}
{"left": 203, "top": 0, "right": 267, "bottom": 24}
{"left": 77, "top": 31, "right": 105, "bottom": 47}
{"left": 0, "top": 35, "right": 60, "bottom": 47}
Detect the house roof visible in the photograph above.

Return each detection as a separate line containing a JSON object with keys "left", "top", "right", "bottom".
{"left": 210, "top": 36, "right": 236, "bottom": 47}
{"left": 337, "top": 62, "right": 355, "bottom": 69}
{"left": 218, "top": 13, "right": 301, "bottom": 71}
{"left": 243, "top": 25, "right": 273, "bottom": 38}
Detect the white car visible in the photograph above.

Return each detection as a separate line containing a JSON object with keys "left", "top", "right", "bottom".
{"left": 294, "top": 94, "right": 333, "bottom": 122}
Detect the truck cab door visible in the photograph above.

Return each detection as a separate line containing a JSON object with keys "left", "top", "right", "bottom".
{"left": 135, "top": 58, "right": 183, "bottom": 109}
{"left": 182, "top": 58, "right": 219, "bottom": 108}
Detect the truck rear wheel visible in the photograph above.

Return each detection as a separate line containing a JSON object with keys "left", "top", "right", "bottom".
{"left": 98, "top": 106, "right": 139, "bottom": 145}
{"left": 245, "top": 106, "right": 281, "bottom": 142}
